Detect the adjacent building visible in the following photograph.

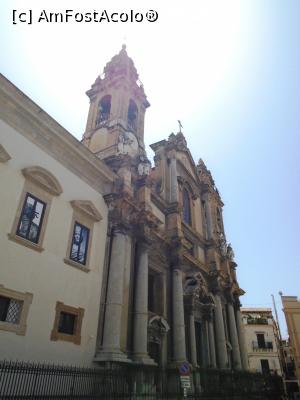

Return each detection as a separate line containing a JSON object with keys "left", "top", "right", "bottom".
{"left": 241, "top": 308, "right": 282, "bottom": 375}
{"left": 0, "top": 74, "right": 115, "bottom": 365}
{"left": 0, "top": 46, "right": 249, "bottom": 371}
{"left": 281, "top": 295, "right": 300, "bottom": 387}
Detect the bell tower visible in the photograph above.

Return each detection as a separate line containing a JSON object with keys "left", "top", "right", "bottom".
{"left": 82, "top": 45, "right": 150, "bottom": 161}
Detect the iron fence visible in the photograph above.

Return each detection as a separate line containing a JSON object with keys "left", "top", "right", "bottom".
{"left": 0, "top": 360, "right": 283, "bottom": 399}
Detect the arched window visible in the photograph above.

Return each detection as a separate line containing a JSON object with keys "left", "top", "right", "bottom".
{"left": 127, "top": 99, "right": 138, "bottom": 132}
{"left": 216, "top": 207, "right": 223, "bottom": 232}
{"left": 183, "top": 188, "right": 192, "bottom": 225}
{"left": 96, "top": 95, "right": 111, "bottom": 127}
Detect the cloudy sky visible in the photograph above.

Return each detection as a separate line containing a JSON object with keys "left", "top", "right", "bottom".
{"left": 1, "top": 0, "right": 299, "bottom": 335}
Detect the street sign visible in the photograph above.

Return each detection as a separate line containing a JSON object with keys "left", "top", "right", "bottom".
{"left": 179, "top": 361, "right": 191, "bottom": 398}
{"left": 179, "top": 361, "right": 190, "bottom": 376}
{"left": 180, "top": 376, "right": 191, "bottom": 388}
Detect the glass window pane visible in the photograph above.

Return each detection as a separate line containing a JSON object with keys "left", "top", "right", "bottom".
{"left": 70, "top": 223, "right": 89, "bottom": 265}
{"left": 32, "top": 201, "right": 44, "bottom": 227}
{"left": 18, "top": 195, "right": 35, "bottom": 237}
{"left": 17, "top": 194, "right": 45, "bottom": 243}
{"left": 183, "top": 189, "right": 191, "bottom": 225}
{"left": 58, "top": 312, "right": 76, "bottom": 335}
{"left": 28, "top": 201, "right": 44, "bottom": 242}
{"left": 79, "top": 227, "right": 89, "bottom": 263}
{"left": 0, "top": 296, "right": 10, "bottom": 322}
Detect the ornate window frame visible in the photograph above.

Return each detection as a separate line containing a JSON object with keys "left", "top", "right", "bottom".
{"left": 8, "top": 166, "right": 63, "bottom": 252}
{"left": 0, "top": 284, "right": 33, "bottom": 335}
{"left": 64, "top": 200, "right": 102, "bottom": 272}
{"left": 50, "top": 301, "right": 84, "bottom": 345}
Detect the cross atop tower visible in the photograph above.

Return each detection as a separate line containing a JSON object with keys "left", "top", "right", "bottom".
{"left": 178, "top": 120, "right": 183, "bottom": 133}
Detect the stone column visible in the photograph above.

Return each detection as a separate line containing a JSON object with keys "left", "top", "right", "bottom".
{"left": 189, "top": 313, "right": 198, "bottom": 367}
{"left": 214, "top": 294, "right": 228, "bottom": 368}
{"left": 236, "top": 308, "right": 249, "bottom": 370}
{"left": 203, "top": 194, "right": 213, "bottom": 239}
{"left": 169, "top": 155, "right": 178, "bottom": 202}
{"left": 208, "top": 319, "right": 217, "bottom": 368}
{"left": 172, "top": 268, "right": 187, "bottom": 363}
{"left": 132, "top": 242, "right": 155, "bottom": 364}
{"left": 227, "top": 302, "right": 242, "bottom": 370}
{"left": 96, "top": 229, "right": 129, "bottom": 362}
{"left": 201, "top": 319, "right": 211, "bottom": 368}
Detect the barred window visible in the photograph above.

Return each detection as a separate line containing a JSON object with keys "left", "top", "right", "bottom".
{"left": 0, "top": 296, "right": 23, "bottom": 325}
{"left": 70, "top": 222, "right": 89, "bottom": 265}
{"left": 16, "top": 193, "right": 46, "bottom": 244}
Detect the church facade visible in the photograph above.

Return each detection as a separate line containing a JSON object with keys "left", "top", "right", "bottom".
{"left": 0, "top": 46, "right": 248, "bottom": 371}
{"left": 82, "top": 45, "right": 248, "bottom": 370}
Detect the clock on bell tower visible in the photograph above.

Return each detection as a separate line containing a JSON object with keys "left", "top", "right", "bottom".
{"left": 82, "top": 45, "right": 150, "bottom": 162}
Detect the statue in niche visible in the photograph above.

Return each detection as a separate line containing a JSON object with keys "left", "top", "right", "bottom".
{"left": 117, "top": 131, "right": 138, "bottom": 156}
{"left": 216, "top": 231, "right": 227, "bottom": 257}
{"left": 184, "top": 273, "right": 208, "bottom": 301}
{"left": 137, "top": 154, "right": 151, "bottom": 176}
{"left": 226, "top": 243, "right": 235, "bottom": 261}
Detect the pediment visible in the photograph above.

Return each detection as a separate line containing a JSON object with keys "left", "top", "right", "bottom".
{"left": 22, "top": 166, "right": 63, "bottom": 196}
{"left": 71, "top": 200, "right": 102, "bottom": 222}
{"left": 177, "top": 152, "right": 198, "bottom": 182}
{"left": 0, "top": 144, "right": 11, "bottom": 162}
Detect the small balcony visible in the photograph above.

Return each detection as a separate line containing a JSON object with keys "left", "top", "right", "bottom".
{"left": 252, "top": 341, "right": 274, "bottom": 352}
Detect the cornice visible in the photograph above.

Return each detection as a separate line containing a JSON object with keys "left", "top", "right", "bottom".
{"left": 181, "top": 222, "right": 207, "bottom": 247}
{"left": 183, "top": 252, "right": 208, "bottom": 272}
{"left": 0, "top": 74, "right": 117, "bottom": 195}
{"left": 150, "top": 192, "right": 169, "bottom": 214}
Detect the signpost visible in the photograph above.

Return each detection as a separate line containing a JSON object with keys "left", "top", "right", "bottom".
{"left": 179, "top": 362, "right": 191, "bottom": 398}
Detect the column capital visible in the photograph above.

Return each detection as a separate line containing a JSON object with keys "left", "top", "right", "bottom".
{"left": 225, "top": 290, "right": 234, "bottom": 304}
{"left": 137, "top": 239, "right": 151, "bottom": 252}
{"left": 201, "top": 303, "right": 214, "bottom": 321}
{"left": 111, "top": 223, "right": 131, "bottom": 236}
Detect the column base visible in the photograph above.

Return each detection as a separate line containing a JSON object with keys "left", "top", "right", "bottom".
{"left": 94, "top": 349, "right": 132, "bottom": 363}
{"left": 132, "top": 353, "right": 157, "bottom": 366}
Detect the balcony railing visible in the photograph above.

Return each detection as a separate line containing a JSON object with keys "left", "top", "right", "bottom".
{"left": 252, "top": 341, "right": 274, "bottom": 351}
{"left": 247, "top": 317, "right": 268, "bottom": 325}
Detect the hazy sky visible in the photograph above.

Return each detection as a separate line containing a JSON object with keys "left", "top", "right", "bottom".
{"left": 1, "top": 0, "right": 299, "bottom": 336}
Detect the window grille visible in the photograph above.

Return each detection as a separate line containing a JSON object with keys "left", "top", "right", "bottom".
{"left": 0, "top": 296, "right": 23, "bottom": 324}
